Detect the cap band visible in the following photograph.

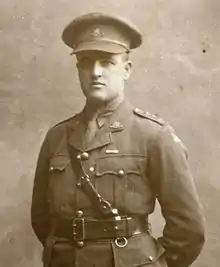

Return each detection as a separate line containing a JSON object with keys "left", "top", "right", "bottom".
{"left": 72, "top": 38, "right": 130, "bottom": 54}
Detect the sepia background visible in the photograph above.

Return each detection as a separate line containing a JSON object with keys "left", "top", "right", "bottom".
{"left": 1, "top": 0, "right": 220, "bottom": 266}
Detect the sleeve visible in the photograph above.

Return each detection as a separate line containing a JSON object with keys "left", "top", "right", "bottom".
{"left": 149, "top": 124, "right": 205, "bottom": 267}
{"left": 31, "top": 133, "right": 51, "bottom": 245}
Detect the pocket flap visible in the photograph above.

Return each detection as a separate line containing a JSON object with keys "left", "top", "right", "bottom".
{"left": 95, "top": 155, "right": 145, "bottom": 177}
{"left": 49, "top": 155, "right": 70, "bottom": 172}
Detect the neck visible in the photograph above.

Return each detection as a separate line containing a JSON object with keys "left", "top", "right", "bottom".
{"left": 84, "top": 93, "right": 125, "bottom": 121}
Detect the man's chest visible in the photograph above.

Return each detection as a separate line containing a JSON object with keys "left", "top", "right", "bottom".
{"left": 47, "top": 120, "right": 154, "bottom": 216}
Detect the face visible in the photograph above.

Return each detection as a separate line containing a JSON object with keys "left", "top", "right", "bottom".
{"left": 76, "top": 51, "right": 132, "bottom": 104}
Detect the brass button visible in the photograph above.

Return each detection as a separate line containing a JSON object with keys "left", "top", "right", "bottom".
{"left": 76, "top": 241, "right": 84, "bottom": 247}
{"left": 80, "top": 174, "right": 89, "bottom": 181}
{"left": 76, "top": 154, "right": 81, "bottom": 160}
{"left": 49, "top": 166, "right": 54, "bottom": 172}
{"left": 76, "top": 181, "right": 82, "bottom": 188}
{"left": 76, "top": 210, "right": 83, "bottom": 218}
{"left": 89, "top": 166, "right": 95, "bottom": 172}
{"left": 81, "top": 152, "right": 89, "bottom": 160}
{"left": 118, "top": 169, "right": 125, "bottom": 177}
{"left": 148, "top": 256, "right": 153, "bottom": 262}
{"left": 102, "top": 204, "right": 107, "bottom": 210}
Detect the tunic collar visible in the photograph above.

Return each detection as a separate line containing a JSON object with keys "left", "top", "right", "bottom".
{"left": 83, "top": 94, "right": 125, "bottom": 128}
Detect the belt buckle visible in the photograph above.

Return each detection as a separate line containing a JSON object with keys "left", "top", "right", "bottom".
{"left": 73, "top": 218, "right": 85, "bottom": 241}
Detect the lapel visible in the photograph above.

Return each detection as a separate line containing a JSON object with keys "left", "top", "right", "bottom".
{"left": 54, "top": 133, "right": 69, "bottom": 156}
{"left": 87, "top": 101, "right": 132, "bottom": 150}
{"left": 67, "top": 111, "right": 112, "bottom": 152}
{"left": 108, "top": 100, "right": 133, "bottom": 128}
{"left": 67, "top": 112, "right": 86, "bottom": 152}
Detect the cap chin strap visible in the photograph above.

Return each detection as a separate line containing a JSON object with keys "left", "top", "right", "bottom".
{"left": 71, "top": 39, "right": 130, "bottom": 55}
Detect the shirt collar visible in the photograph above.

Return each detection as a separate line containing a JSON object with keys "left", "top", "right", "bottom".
{"left": 83, "top": 95, "right": 125, "bottom": 128}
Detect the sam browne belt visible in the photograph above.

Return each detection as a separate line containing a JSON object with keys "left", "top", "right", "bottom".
{"left": 53, "top": 214, "right": 150, "bottom": 244}
{"left": 65, "top": 137, "right": 150, "bottom": 247}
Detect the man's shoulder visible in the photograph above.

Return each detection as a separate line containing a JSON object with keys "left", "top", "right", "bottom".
{"left": 53, "top": 114, "right": 78, "bottom": 128}
{"left": 132, "top": 107, "right": 187, "bottom": 152}
{"left": 133, "top": 107, "right": 166, "bottom": 127}
{"left": 47, "top": 113, "right": 79, "bottom": 136}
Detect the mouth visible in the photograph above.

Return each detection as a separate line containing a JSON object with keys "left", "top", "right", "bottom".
{"left": 91, "top": 81, "right": 105, "bottom": 87}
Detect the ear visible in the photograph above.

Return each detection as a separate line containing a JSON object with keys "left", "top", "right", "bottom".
{"left": 75, "top": 53, "right": 83, "bottom": 70}
{"left": 75, "top": 55, "right": 79, "bottom": 70}
{"left": 123, "top": 61, "right": 132, "bottom": 80}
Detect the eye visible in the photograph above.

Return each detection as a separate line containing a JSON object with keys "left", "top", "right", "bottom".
{"left": 77, "top": 58, "right": 93, "bottom": 69}
{"left": 100, "top": 59, "right": 115, "bottom": 67}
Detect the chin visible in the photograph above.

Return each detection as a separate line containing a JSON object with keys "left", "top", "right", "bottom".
{"left": 87, "top": 93, "right": 108, "bottom": 104}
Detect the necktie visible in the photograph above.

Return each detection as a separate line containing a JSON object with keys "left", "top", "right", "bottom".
{"left": 84, "top": 119, "right": 98, "bottom": 147}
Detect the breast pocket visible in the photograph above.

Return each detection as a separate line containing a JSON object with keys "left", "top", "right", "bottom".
{"left": 94, "top": 155, "right": 149, "bottom": 214}
{"left": 48, "top": 155, "right": 75, "bottom": 214}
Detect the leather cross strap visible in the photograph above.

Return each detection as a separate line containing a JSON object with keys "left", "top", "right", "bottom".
{"left": 76, "top": 173, "right": 120, "bottom": 217}
{"left": 66, "top": 139, "right": 120, "bottom": 219}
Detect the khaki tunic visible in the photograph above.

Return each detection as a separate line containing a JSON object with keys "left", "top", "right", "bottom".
{"left": 31, "top": 101, "right": 205, "bottom": 267}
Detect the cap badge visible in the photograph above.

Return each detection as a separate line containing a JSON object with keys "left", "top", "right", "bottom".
{"left": 90, "top": 28, "right": 104, "bottom": 38}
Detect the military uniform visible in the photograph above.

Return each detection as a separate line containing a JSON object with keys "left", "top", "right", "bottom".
{"left": 31, "top": 100, "right": 205, "bottom": 267}
{"left": 31, "top": 12, "right": 205, "bottom": 267}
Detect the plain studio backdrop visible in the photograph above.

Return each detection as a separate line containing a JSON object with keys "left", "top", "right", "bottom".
{"left": 0, "top": 1, "right": 219, "bottom": 266}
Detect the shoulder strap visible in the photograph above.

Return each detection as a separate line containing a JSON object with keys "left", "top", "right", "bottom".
{"left": 133, "top": 108, "right": 165, "bottom": 126}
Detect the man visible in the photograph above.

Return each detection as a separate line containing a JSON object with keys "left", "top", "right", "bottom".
{"left": 31, "top": 12, "right": 205, "bottom": 267}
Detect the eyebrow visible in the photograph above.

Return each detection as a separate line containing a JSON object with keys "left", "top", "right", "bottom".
{"left": 78, "top": 55, "right": 116, "bottom": 62}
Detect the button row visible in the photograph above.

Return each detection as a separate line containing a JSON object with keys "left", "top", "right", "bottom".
{"left": 74, "top": 210, "right": 84, "bottom": 247}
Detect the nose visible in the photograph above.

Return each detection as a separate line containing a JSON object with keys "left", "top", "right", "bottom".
{"left": 92, "top": 61, "right": 102, "bottom": 77}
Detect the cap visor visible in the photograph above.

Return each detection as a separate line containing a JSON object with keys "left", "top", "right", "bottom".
{"left": 72, "top": 40, "right": 128, "bottom": 54}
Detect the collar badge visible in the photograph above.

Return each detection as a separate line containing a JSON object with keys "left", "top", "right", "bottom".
{"left": 110, "top": 121, "right": 124, "bottom": 132}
